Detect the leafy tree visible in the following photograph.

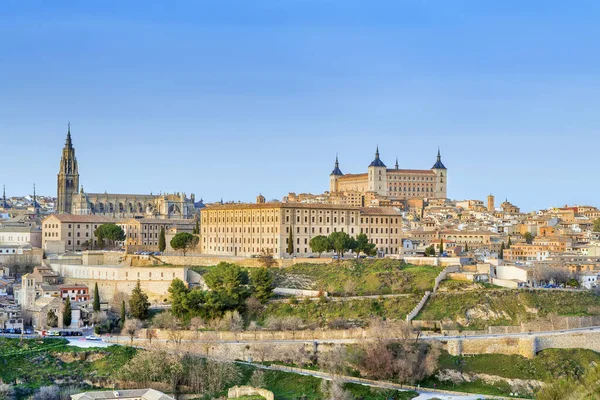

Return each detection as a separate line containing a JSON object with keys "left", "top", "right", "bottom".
{"left": 170, "top": 232, "right": 199, "bottom": 256}
{"left": 93, "top": 282, "right": 101, "bottom": 312}
{"left": 424, "top": 245, "right": 436, "bottom": 257}
{"left": 94, "top": 223, "right": 125, "bottom": 249}
{"left": 354, "top": 233, "right": 376, "bottom": 258}
{"left": 328, "top": 231, "right": 353, "bottom": 259}
{"left": 523, "top": 232, "right": 534, "bottom": 244}
{"left": 168, "top": 278, "right": 189, "bottom": 319}
{"left": 46, "top": 309, "right": 58, "bottom": 328}
{"left": 158, "top": 227, "right": 166, "bottom": 252}
{"left": 120, "top": 300, "right": 127, "bottom": 328}
{"left": 309, "top": 235, "right": 331, "bottom": 257}
{"left": 287, "top": 230, "right": 294, "bottom": 255}
{"left": 499, "top": 242, "right": 505, "bottom": 259}
{"left": 594, "top": 219, "right": 600, "bottom": 232}
{"left": 204, "top": 263, "right": 249, "bottom": 307}
{"left": 250, "top": 267, "right": 274, "bottom": 303}
{"left": 129, "top": 280, "right": 150, "bottom": 320}
{"left": 63, "top": 297, "right": 72, "bottom": 327}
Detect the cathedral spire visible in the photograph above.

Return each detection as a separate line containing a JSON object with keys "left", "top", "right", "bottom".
{"left": 66, "top": 122, "right": 72, "bottom": 148}
{"left": 395, "top": 157, "right": 399, "bottom": 170}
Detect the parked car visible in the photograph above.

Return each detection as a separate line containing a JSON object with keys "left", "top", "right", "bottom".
{"left": 85, "top": 335, "right": 101, "bottom": 341}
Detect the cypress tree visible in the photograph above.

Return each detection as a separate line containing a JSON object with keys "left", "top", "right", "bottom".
{"left": 439, "top": 238, "right": 444, "bottom": 254}
{"left": 499, "top": 242, "right": 505, "bottom": 259}
{"left": 158, "top": 227, "right": 166, "bottom": 252}
{"left": 287, "top": 230, "right": 294, "bottom": 255}
{"left": 507, "top": 236, "right": 512, "bottom": 249}
{"left": 120, "top": 300, "right": 126, "bottom": 328}
{"left": 63, "top": 296, "right": 72, "bottom": 327}
{"left": 129, "top": 280, "right": 150, "bottom": 320}
{"left": 194, "top": 219, "right": 200, "bottom": 235}
{"left": 93, "top": 282, "right": 101, "bottom": 312}
{"left": 464, "top": 242, "right": 469, "bottom": 252}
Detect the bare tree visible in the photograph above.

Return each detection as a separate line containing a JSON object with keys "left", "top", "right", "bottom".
{"left": 318, "top": 346, "right": 349, "bottom": 378}
{"left": 257, "top": 248, "right": 278, "bottom": 268}
{"left": 201, "top": 330, "right": 219, "bottom": 357}
{"left": 110, "top": 291, "right": 130, "bottom": 313}
{"left": 123, "top": 318, "right": 143, "bottom": 345}
{"left": 282, "top": 316, "right": 303, "bottom": 339}
{"left": 252, "top": 343, "right": 273, "bottom": 363}
{"left": 145, "top": 329, "right": 157, "bottom": 344}
{"left": 248, "top": 320, "right": 261, "bottom": 340}
{"left": 31, "top": 386, "right": 60, "bottom": 400}
{"left": 190, "top": 316, "right": 205, "bottom": 340}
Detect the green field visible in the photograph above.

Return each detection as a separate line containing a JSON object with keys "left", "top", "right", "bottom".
{"left": 416, "top": 289, "right": 600, "bottom": 329}
{"left": 0, "top": 338, "right": 135, "bottom": 389}
{"left": 272, "top": 259, "right": 443, "bottom": 296}
{"left": 438, "top": 349, "right": 600, "bottom": 382}
{"left": 264, "top": 295, "right": 420, "bottom": 326}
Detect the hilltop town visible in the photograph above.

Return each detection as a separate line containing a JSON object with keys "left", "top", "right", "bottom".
{"left": 2, "top": 128, "right": 600, "bottom": 400}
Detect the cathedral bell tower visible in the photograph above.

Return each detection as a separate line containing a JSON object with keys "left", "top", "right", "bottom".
{"left": 57, "top": 123, "right": 80, "bottom": 214}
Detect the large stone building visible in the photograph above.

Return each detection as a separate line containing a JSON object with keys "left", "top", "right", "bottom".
{"left": 42, "top": 214, "right": 196, "bottom": 252}
{"left": 329, "top": 148, "right": 448, "bottom": 203}
{"left": 56, "top": 124, "right": 201, "bottom": 219}
{"left": 200, "top": 199, "right": 403, "bottom": 258}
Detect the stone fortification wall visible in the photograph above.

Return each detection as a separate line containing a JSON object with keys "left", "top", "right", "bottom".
{"left": 156, "top": 255, "right": 335, "bottom": 268}
{"left": 228, "top": 386, "right": 274, "bottom": 400}
{"left": 447, "top": 337, "right": 536, "bottom": 359}
{"left": 52, "top": 262, "right": 187, "bottom": 302}
{"left": 536, "top": 331, "right": 600, "bottom": 353}
{"left": 139, "top": 327, "right": 366, "bottom": 342}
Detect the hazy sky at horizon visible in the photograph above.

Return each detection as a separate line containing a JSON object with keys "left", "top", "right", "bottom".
{"left": 2, "top": 1, "right": 600, "bottom": 212}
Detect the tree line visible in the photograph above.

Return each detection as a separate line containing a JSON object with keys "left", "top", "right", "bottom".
{"left": 308, "top": 232, "right": 377, "bottom": 258}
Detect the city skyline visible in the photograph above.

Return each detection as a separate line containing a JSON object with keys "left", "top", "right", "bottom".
{"left": 3, "top": 1, "right": 600, "bottom": 211}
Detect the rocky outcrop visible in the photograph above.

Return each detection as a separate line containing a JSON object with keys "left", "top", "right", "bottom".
{"left": 437, "top": 369, "right": 544, "bottom": 397}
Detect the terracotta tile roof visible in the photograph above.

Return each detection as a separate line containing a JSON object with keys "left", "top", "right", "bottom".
{"left": 337, "top": 173, "right": 368, "bottom": 180}
{"left": 43, "top": 215, "right": 121, "bottom": 223}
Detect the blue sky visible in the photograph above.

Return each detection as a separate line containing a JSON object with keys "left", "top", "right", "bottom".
{"left": 2, "top": 1, "right": 600, "bottom": 212}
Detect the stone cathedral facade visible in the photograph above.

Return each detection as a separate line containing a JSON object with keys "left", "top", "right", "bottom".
{"left": 56, "top": 125, "right": 200, "bottom": 219}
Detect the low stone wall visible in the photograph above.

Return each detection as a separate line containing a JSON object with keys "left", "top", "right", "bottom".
{"left": 273, "top": 288, "right": 323, "bottom": 297}
{"left": 139, "top": 327, "right": 366, "bottom": 342}
{"left": 228, "top": 386, "right": 273, "bottom": 400}
{"left": 418, "top": 315, "right": 600, "bottom": 335}
{"left": 157, "top": 255, "right": 335, "bottom": 268}
{"left": 447, "top": 337, "right": 536, "bottom": 359}
{"left": 406, "top": 291, "right": 430, "bottom": 322}
{"left": 536, "top": 331, "right": 600, "bottom": 353}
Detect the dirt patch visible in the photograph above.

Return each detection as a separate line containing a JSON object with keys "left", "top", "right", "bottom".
{"left": 54, "top": 351, "right": 106, "bottom": 363}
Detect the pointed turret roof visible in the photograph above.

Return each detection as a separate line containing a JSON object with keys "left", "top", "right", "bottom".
{"left": 432, "top": 148, "right": 446, "bottom": 169}
{"left": 65, "top": 122, "right": 73, "bottom": 148}
{"left": 369, "top": 146, "right": 386, "bottom": 167}
{"left": 395, "top": 157, "right": 399, "bottom": 170}
{"left": 330, "top": 154, "right": 343, "bottom": 176}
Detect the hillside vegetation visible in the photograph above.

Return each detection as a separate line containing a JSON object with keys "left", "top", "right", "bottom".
{"left": 272, "top": 259, "right": 443, "bottom": 295}
{"left": 263, "top": 295, "right": 421, "bottom": 326}
{"left": 417, "top": 289, "right": 600, "bottom": 329}
{"left": 438, "top": 348, "right": 600, "bottom": 382}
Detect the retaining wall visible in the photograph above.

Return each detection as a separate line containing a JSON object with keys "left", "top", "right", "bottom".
{"left": 228, "top": 386, "right": 274, "bottom": 400}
